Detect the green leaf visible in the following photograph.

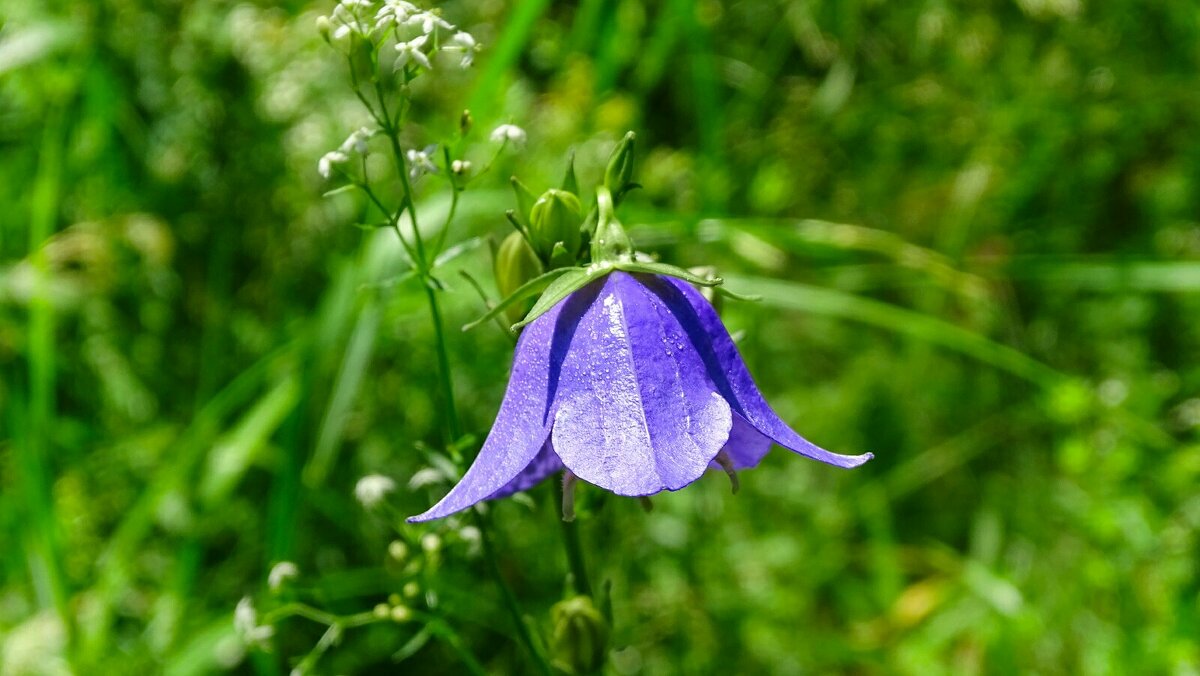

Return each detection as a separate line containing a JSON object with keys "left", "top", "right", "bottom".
{"left": 726, "top": 274, "right": 1066, "bottom": 389}
{"left": 615, "top": 261, "right": 723, "bottom": 286}
{"left": 433, "top": 236, "right": 486, "bottom": 269}
{"left": 322, "top": 183, "right": 361, "bottom": 198}
{"left": 462, "top": 267, "right": 577, "bottom": 332}
{"left": 512, "top": 266, "right": 610, "bottom": 330}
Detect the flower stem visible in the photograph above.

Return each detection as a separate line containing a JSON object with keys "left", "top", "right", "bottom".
{"left": 364, "top": 67, "right": 546, "bottom": 676}
{"left": 476, "top": 511, "right": 551, "bottom": 675}
{"left": 421, "top": 282, "right": 461, "bottom": 443}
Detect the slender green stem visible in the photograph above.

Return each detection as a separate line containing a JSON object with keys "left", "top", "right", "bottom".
{"left": 557, "top": 481, "right": 592, "bottom": 597}
{"left": 421, "top": 282, "right": 461, "bottom": 442}
{"left": 353, "top": 54, "right": 548, "bottom": 676}
{"left": 475, "top": 511, "right": 552, "bottom": 675}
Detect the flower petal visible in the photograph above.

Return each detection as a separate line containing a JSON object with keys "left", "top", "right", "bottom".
{"left": 486, "top": 439, "right": 563, "bottom": 499}
{"left": 649, "top": 276, "right": 873, "bottom": 469}
{"left": 714, "top": 412, "right": 774, "bottom": 470}
{"left": 408, "top": 294, "right": 583, "bottom": 522}
{"left": 552, "top": 273, "right": 732, "bottom": 496}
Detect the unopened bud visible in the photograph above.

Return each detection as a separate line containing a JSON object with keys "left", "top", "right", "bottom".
{"left": 529, "top": 189, "right": 583, "bottom": 261}
{"left": 388, "top": 540, "right": 409, "bottom": 562}
{"left": 460, "top": 109, "right": 473, "bottom": 136}
{"left": 550, "top": 595, "right": 609, "bottom": 675}
{"left": 494, "top": 231, "right": 544, "bottom": 323}
{"left": 603, "top": 131, "right": 636, "bottom": 200}
{"left": 316, "top": 15, "right": 332, "bottom": 42}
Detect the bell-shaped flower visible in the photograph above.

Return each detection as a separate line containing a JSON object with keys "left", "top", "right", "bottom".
{"left": 409, "top": 269, "right": 872, "bottom": 522}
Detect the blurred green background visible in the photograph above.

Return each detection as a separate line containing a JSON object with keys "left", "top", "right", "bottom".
{"left": 3, "top": 0, "right": 1199, "bottom": 673}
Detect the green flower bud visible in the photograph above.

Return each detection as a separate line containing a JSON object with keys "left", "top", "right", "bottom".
{"left": 494, "top": 232, "right": 544, "bottom": 323}
{"left": 529, "top": 189, "right": 583, "bottom": 262}
{"left": 550, "top": 595, "right": 609, "bottom": 675}
{"left": 603, "top": 131, "right": 636, "bottom": 200}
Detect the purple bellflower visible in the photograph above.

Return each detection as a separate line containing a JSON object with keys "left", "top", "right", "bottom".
{"left": 409, "top": 270, "right": 873, "bottom": 523}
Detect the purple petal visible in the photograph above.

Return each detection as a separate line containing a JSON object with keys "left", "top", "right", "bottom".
{"left": 648, "top": 276, "right": 873, "bottom": 469}
{"left": 713, "top": 412, "right": 774, "bottom": 470}
{"left": 551, "top": 273, "right": 733, "bottom": 496}
{"left": 408, "top": 296, "right": 580, "bottom": 523}
{"left": 487, "top": 439, "right": 563, "bottom": 499}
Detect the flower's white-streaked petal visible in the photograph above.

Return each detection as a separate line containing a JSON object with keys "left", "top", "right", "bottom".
{"left": 552, "top": 273, "right": 732, "bottom": 496}
{"left": 653, "top": 276, "right": 873, "bottom": 469}
{"left": 408, "top": 295, "right": 583, "bottom": 522}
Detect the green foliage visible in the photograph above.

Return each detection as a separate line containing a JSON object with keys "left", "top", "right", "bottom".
{"left": 2, "top": 0, "right": 1199, "bottom": 674}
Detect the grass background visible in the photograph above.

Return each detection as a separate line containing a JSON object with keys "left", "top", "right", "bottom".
{"left": 2, "top": 0, "right": 1199, "bottom": 673}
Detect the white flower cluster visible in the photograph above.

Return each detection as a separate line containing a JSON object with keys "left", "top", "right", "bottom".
{"left": 320, "top": 1, "right": 481, "bottom": 72}
{"left": 318, "top": 126, "right": 373, "bottom": 178}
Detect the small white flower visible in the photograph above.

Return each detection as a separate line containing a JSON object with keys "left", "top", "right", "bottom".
{"left": 268, "top": 562, "right": 299, "bottom": 591}
{"left": 445, "top": 31, "right": 479, "bottom": 68}
{"left": 339, "top": 126, "right": 373, "bottom": 154}
{"left": 405, "top": 10, "right": 454, "bottom": 34}
{"left": 318, "top": 150, "right": 348, "bottom": 179}
{"left": 374, "top": 0, "right": 418, "bottom": 31}
{"left": 451, "top": 159, "right": 471, "bottom": 175}
{"left": 490, "top": 124, "right": 527, "bottom": 147}
{"left": 406, "top": 145, "right": 439, "bottom": 179}
{"left": 355, "top": 474, "right": 396, "bottom": 508}
{"left": 394, "top": 34, "right": 431, "bottom": 70}
{"left": 234, "top": 598, "right": 275, "bottom": 646}
{"left": 420, "top": 533, "right": 441, "bottom": 553}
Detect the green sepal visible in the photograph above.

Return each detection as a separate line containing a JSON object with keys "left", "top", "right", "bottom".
{"left": 614, "top": 261, "right": 723, "bottom": 286}
{"left": 504, "top": 209, "right": 527, "bottom": 237}
{"left": 713, "top": 285, "right": 761, "bottom": 302}
{"left": 510, "top": 176, "right": 536, "bottom": 224}
{"left": 561, "top": 149, "right": 579, "bottom": 194}
{"left": 462, "top": 267, "right": 577, "bottom": 332}
{"left": 511, "top": 265, "right": 611, "bottom": 331}
{"left": 548, "top": 241, "right": 576, "bottom": 270}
